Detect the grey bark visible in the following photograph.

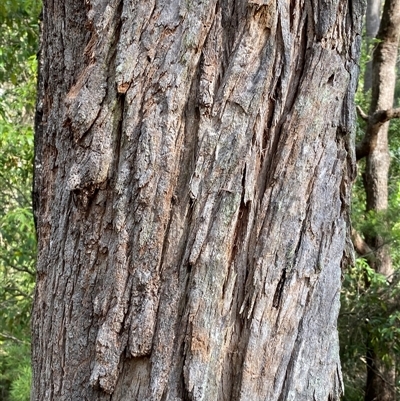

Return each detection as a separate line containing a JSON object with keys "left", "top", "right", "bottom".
{"left": 32, "top": 1, "right": 364, "bottom": 400}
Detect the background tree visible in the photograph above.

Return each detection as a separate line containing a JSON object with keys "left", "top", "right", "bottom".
{"left": 339, "top": 0, "right": 400, "bottom": 399}
{"left": 32, "top": 1, "right": 364, "bottom": 400}
{"left": 363, "top": 0, "right": 382, "bottom": 93}
{"left": 0, "top": 1, "right": 40, "bottom": 400}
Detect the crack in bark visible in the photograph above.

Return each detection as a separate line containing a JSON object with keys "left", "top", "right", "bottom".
{"left": 272, "top": 268, "right": 286, "bottom": 308}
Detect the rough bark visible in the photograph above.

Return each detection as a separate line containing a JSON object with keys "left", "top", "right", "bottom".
{"left": 356, "top": 0, "right": 400, "bottom": 399}
{"left": 32, "top": 1, "right": 364, "bottom": 400}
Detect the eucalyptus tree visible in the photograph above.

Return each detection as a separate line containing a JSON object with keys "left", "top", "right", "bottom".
{"left": 32, "top": 1, "right": 364, "bottom": 400}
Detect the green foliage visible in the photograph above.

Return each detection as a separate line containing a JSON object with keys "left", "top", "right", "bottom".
{"left": 0, "top": 343, "right": 31, "bottom": 401}
{"left": 9, "top": 365, "right": 31, "bottom": 401}
{"left": 0, "top": 54, "right": 37, "bottom": 121}
{"left": 340, "top": 259, "right": 400, "bottom": 400}
{"left": 0, "top": 0, "right": 41, "bottom": 84}
{"left": 0, "top": 1, "right": 40, "bottom": 400}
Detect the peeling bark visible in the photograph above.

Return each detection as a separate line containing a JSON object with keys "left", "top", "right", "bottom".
{"left": 32, "top": 1, "right": 364, "bottom": 400}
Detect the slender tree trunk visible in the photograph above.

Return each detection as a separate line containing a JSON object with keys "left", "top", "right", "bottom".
{"left": 364, "top": 0, "right": 382, "bottom": 93}
{"left": 357, "top": 0, "right": 400, "bottom": 399}
{"left": 32, "top": 1, "right": 364, "bottom": 400}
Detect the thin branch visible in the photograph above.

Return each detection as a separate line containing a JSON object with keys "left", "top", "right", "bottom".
{"left": 8, "top": 262, "right": 36, "bottom": 276}
{"left": 0, "top": 171, "right": 31, "bottom": 207}
{"left": 4, "top": 286, "right": 33, "bottom": 299}
{"left": 0, "top": 332, "right": 27, "bottom": 344}
{"left": 363, "top": 354, "right": 399, "bottom": 392}
{"left": 351, "top": 228, "right": 374, "bottom": 258}
{"left": 356, "top": 107, "right": 400, "bottom": 160}
{"left": 371, "top": 107, "right": 400, "bottom": 125}
{"left": 356, "top": 105, "right": 369, "bottom": 121}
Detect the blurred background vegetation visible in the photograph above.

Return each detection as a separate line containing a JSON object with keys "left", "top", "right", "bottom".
{"left": 0, "top": 1, "right": 399, "bottom": 400}
{"left": 339, "top": 2, "right": 400, "bottom": 396}
{"left": 0, "top": 1, "right": 40, "bottom": 400}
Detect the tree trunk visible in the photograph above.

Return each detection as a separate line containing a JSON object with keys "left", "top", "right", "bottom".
{"left": 361, "top": 0, "right": 400, "bottom": 399}
{"left": 32, "top": 1, "right": 364, "bottom": 400}
{"left": 364, "top": 0, "right": 382, "bottom": 93}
